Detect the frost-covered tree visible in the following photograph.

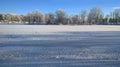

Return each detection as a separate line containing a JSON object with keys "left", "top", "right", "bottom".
{"left": 0, "top": 14, "right": 24, "bottom": 24}
{"left": 26, "top": 10, "right": 43, "bottom": 24}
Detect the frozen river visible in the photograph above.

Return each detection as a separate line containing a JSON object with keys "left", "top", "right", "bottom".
{"left": 0, "top": 25, "right": 120, "bottom": 67}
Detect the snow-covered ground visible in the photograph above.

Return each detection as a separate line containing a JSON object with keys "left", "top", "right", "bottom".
{"left": 0, "top": 25, "right": 120, "bottom": 34}
{"left": 0, "top": 25, "right": 120, "bottom": 67}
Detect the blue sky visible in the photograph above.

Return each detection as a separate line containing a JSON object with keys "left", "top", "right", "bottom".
{"left": 0, "top": 0, "right": 120, "bottom": 15}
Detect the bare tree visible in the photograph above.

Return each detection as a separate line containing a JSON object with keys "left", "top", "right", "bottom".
{"left": 81, "top": 10, "right": 87, "bottom": 24}
{"left": 105, "top": 14, "right": 110, "bottom": 24}
{"left": 88, "top": 7, "right": 104, "bottom": 24}
{"left": 45, "top": 13, "right": 55, "bottom": 24}
{"left": 71, "top": 14, "right": 81, "bottom": 25}
{"left": 113, "top": 8, "right": 120, "bottom": 24}
{"left": 55, "top": 9, "right": 68, "bottom": 25}
{"left": 0, "top": 7, "right": 120, "bottom": 25}
{"left": 0, "top": 14, "right": 3, "bottom": 22}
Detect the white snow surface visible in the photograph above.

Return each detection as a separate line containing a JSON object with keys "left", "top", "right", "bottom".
{"left": 0, "top": 25, "right": 120, "bottom": 67}
{"left": 0, "top": 25, "right": 120, "bottom": 34}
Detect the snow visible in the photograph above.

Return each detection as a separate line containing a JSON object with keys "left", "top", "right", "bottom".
{"left": 0, "top": 25, "right": 120, "bottom": 67}
{"left": 0, "top": 25, "right": 120, "bottom": 35}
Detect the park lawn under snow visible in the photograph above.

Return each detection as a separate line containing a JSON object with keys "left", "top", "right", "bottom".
{"left": 0, "top": 25, "right": 120, "bottom": 34}
{"left": 0, "top": 25, "right": 120, "bottom": 67}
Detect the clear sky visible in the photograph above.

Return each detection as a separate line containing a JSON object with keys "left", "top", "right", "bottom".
{"left": 0, "top": 0, "right": 120, "bottom": 15}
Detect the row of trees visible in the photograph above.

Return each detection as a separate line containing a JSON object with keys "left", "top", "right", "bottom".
{"left": 0, "top": 14, "right": 24, "bottom": 24}
{"left": 0, "top": 7, "right": 120, "bottom": 25}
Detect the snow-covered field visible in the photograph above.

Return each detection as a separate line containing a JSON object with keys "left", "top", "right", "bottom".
{"left": 0, "top": 25, "right": 120, "bottom": 67}
{"left": 0, "top": 25, "right": 120, "bottom": 34}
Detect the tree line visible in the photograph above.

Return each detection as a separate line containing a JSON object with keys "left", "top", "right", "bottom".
{"left": 0, "top": 7, "right": 120, "bottom": 25}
